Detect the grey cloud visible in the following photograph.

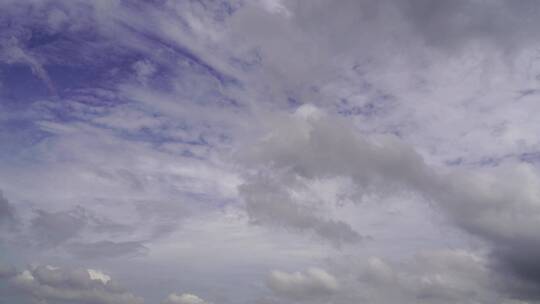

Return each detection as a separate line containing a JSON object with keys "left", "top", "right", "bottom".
{"left": 264, "top": 251, "right": 509, "bottom": 304}
{"left": 87, "top": 214, "right": 133, "bottom": 236}
{"left": 269, "top": 0, "right": 540, "bottom": 55}
{"left": 394, "top": 0, "right": 540, "bottom": 51}
{"left": 241, "top": 104, "right": 540, "bottom": 300}
{"left": 266, "top": 267, "right": 339, "bottom": 302}
{"left": 432, "top": 164, "right": 540, "bottom": 299}
{"left": 0, "top": 190, "right": 16, "bottom": 228}
{"left": 331, "top": 250, "right": 505, "bottom": 304}
{"left": 133, "top": 198, "right": 191, "bottom": 239}
{"left": 241, "top": 105, "right": 432, "bottom": 190}
{"left": 263, "top": 249, "right": 540, "bottom": 304}
{"left": 491, "top": 243, "right": 540, "bottom": 300}
{"left": 239, "top": 176, "right": 362, "bottom": 246}
{"left": 67, "top": 240, "right": 149, "bottom": 260}
{"left": 31, "top": 207, "right": 87, "bottom": 247}
{"left": 29, "top": 206, "right": 154, "bottom": 258}
{"left": 238, "top": 105, "right": 429, "bottom": 245}
{"left": 226, "top": 0, "right": 540, "bottom": 109}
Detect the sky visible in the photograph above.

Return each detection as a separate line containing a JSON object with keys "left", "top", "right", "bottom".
{"left": 2, "top": 0, "right": 540, "bottom": 303}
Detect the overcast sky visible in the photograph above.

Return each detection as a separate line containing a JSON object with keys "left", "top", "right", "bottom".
{"left": 2, "top": 1, "right": 540, "bottom": 303}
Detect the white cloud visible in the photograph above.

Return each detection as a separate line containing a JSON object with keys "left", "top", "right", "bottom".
{"left": 8, "top": 265, "right": 144, "bottom": 304}
{"left": 162, "top": 293, "right": 210, "bottom": 304}
{"left": 88, "top": 269, "right": 112, "bottom": 284}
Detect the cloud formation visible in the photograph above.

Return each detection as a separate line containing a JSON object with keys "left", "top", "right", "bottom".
{"left": 329, "top": 250, "right": 510, "bottom": 304}
{"left": 2, "top": 1, "right": 540, "bottom": 303}
{"left": 0, "top": 190, "right": 16, "bottom": 228}
{"left": 239, "top": 176, "right": 362, "bottom": 246}
{"left": 162, "top": 293, "right": 210, "bottom": 304}
{"left": 30, "top": 208, "right": 88, "bottom": 247}
{"left": 261, "top": 249, "right": 533, "bottom": 304}
{"left": 267, "top": 267, "right": 339, "bottom": 301}
{"left": 4, "top": 265, "right": 143, "bottom": 304}
{"left": 241, "top": 104, "right": 540, "bottom": 300}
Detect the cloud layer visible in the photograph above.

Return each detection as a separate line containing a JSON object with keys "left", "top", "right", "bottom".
{"left": 2, "top": 0, "right": 540, "bottom": 303}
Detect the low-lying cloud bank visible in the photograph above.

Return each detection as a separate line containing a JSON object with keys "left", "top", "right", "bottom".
{"left": 240, "top": 105, "right": 540, "bottom": 301}
{"left": 265, "top": 249, "right": 527, "bottom": 304}
{"left": 1, "top": 264, "right": 143, "bottom": 304}
{"left": 0, "top": 263, "right": 212, "bottom": 304}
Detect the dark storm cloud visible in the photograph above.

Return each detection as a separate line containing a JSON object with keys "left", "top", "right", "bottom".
{"left": 490, "top": 242, "right": 540, "bottom": 300}
{"left": 457, "top": 214, "right": 540, "bottom": 300}
{"left": 428, "top": 164, "right": 540, "bottom": 300}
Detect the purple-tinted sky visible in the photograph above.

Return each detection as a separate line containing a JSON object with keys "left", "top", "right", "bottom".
{"left": 2, "top": 1, "right": 540, "bottom": 303}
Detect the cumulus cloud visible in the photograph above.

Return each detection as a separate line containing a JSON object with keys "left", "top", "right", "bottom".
{"left": 267, "top": 267, "right": 339, "bottom": 301}
{"left": 4, "top": 264, "right": 144, "bottom": 304}
{"left": 0, "top": 263, "right": 217, "bottom": 304}
{"left": 162, "top": 293, "right": 210, "bottom": 304}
